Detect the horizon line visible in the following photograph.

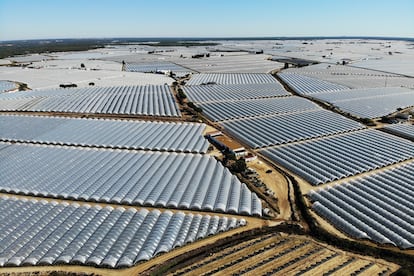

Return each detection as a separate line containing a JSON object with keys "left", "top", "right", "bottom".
{"left": 2, "top": 35, "right": 414, "bottom": 43}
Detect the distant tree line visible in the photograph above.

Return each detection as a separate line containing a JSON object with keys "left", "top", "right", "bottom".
{"left": 0, "top": 40, "right": 108, "bottom": 59}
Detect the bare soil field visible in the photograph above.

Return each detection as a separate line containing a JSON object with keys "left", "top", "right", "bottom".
{"left": 169, "top": 233, "right": 399, "bottom": 276}
{"left": 248, "top": 158, "right": 292, "bottom": 220}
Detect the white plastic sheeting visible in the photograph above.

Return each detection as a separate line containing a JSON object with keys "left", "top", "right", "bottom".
{"left": 277, "top": 73, "right": 350, "bottom": 94}
{"left": 0, "top": 196, "right": 245, "bottom": 267}
{"left": 0, "top": 81, "right": 16, "bottom": 93}
{"left": 222, "top": 109, "right": 365, "bottom": 148}
{"left": 310, "top": 87, "right": 414, "bottom": 119}
{"left": 310, "top": 87, "right": 413, "bottom": 102}
{"left": 199, "top": 96, "right": 320, "bottom": 122}
{"left": 0, "top": 115, "right": 209, "bottom": 153}
{"left": 319, "top": 76, "right": 414, "bottom": 89}
{"left": 0, "top": 85, "right": 181, "bottom": 117}
{"left": 260, "top": 129, "right": 414, "bottom": 185}
{"left": 310, "top": 161, "right": 414, "bottom": 249}
{"left": 175, "top": 54, "right": 282, "bottom": 73}
{"left": 383, "top": 124, "right": 414, "bottom": 140}
{"left": 186, "top": 73, "right": 278, "bottom": 85}
{"left": 282, "top": 64, "right": 414, "bottom": 89}
{"left": 125, "top": 62, "right": 192, "bottom": 75}
{"left": 283, "top": 63, "right": 396, "bottom": 77}
{"left": 352, "top": 59, "right": 414, "bottom": 78}
{"left": 0, "top": 143, "right": 262, "bottom": 216}
{"left": 183, "top": 83, "right": 289, "bottom": 103}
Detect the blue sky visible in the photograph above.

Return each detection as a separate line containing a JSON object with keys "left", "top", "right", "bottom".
{"left": 1, "top": 0, "right": 413, "bottom": 40}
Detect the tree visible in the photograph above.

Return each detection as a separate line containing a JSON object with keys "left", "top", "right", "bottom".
{"left": 230, "top": 158, "right": 247, "bottom": 173}
{"left": 177, "top": 88, "right": 187, "bottom": 99}
{"left": 224, "top": 150, "right": 236, "bottom": 160}
{"left": 187, "top": 102, "right": 202, "bottom": 113}
{"left": 18, "top": 83, "right": 28, "bottom": 91}
{"left": 80, "top": 63, "right": 85, "bottom": 68}
{"left": 360, "top": 117, "right": 375, "bottom": 126}
{"left": 380, "top": 116, "right": 389, "bottom": 123}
